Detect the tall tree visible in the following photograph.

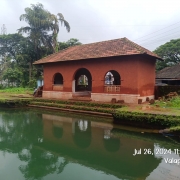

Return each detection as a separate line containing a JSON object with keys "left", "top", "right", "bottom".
{"left": 18, "top": 3, "right": 70, "bottom": 54}
{"left": 18, "top": 3, "right": 53, "bottom": 60}
{"left": 50, "top": 13, "right": 70, "bottom": 52}
{"left": 18, "top": 3, "right": 70, "bottom": 80}
{"left": 153, "top": 39, "right": 180, "bottom": 71}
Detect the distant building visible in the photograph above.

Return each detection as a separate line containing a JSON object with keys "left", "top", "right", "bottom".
{"left": 156, "top": 64, "right": 180, "bottom": 85}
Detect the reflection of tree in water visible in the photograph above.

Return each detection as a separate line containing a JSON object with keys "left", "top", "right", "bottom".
{"left": 57, "top": 159, "right": 68, "bottom": 174}
{"left": 19, "top": 148, "right": 68, "bottom": 179}
{"left": 0, "top": 110, "right": 68, "bottom": 180}
{"left": 0, "top": 111, "right": 43, "bottom": 153}
{"left": 18, "top": 148, "right": 69, "bottom": 179}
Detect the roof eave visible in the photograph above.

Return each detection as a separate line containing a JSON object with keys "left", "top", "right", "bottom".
{"left": 33, "top": 53, "right": 162, "bottom": 65}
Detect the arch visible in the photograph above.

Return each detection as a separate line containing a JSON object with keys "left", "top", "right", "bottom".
{"left": 104, "top": 70, "right": 121, "bottom": 85}
{"left": 73, "top": 68, "right": 92, "bottom": 91}
{"left": 73, "top": 120, "right": 91, "bottom": 149}
{"left": 53, "top": 73, "right": 63, "bottom": 85}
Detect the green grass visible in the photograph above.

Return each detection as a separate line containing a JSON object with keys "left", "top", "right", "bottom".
{"left": 167, "top": 97, "right": 180, "bottom": 107}
{"left": 154, "top": 96, "right": 180, "bottom": 108}
{"left": 170, "top": 126, "right": 180, "bottom": 132}
{"left": 0, "top": 87, "right": 33, "bottom": 94}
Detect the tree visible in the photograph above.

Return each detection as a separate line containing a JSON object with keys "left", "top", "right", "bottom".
{"left": 50, "top": 13, "right": 70, "bottom": 52}
{"left": 0, "top": 33, "right": 36, "bottom": 86}
{"left": 18, "top": 3, "right": 70, "bottom": 81}
{"left": 0, "top": 33, "right": 27, "bottom": 61}
{"left": 59, "top": 38, "right": 82, "bottom": 50}
{"left": 18, "top": 3, "right": 70, "bottom": 54}
{"left": 18, "top": 3, "right": 53, "bottom": 60}
{"left": 2, "top": 68, "right": 22, "bottom": 86}
{"left": 153, "top": 39, "right": 180, "bottom": 71}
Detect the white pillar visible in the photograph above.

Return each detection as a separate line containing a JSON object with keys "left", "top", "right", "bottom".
{"left": 72, "top": 80, "right": 75, "bottom": 93}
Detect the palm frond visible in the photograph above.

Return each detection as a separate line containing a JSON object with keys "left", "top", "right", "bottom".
{"left": 57, "top": 13, "right": 70, "bottom": 32}
{"left": 63, "top": 20, "right": 70, "bottom": 32}
{"left": 18, "top": 27, "right": 32, "bottom": 34}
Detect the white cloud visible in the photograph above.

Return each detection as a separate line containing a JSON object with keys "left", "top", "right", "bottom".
{"left": 1, "top": 0, "right": 180, "bottom": 50}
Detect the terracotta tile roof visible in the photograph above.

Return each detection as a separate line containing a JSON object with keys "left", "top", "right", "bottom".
{"left": 33, "top": 37, "right": 162, "bottom": 65}
{"left": 156, "top": 63, "right": 180, "bottom": 79}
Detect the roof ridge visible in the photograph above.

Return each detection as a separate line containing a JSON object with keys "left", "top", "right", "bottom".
{"left": 124, "top": 38, "right": 148, "bottom": 54}
{"left": 69, "top": 37, "right": 126, "bottom": 47}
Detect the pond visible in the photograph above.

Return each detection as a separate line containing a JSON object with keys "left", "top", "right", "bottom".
{"left": 0, "top": 108, "right": 180, "bottom": 180}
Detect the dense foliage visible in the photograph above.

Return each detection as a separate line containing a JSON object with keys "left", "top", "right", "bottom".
{"left": 59, "top": 38, "right": 82, "bottom": 50}
{"left": 154, "top": 39, "right": 180, "bottom": 71}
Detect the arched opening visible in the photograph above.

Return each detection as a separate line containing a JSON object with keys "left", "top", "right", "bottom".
{"left": 73, "top": 68, "right": 92, "bottom": 93}
{"left": 73, "top": 120, "right": 91, "bottom": 149}
{"left": 104, "top": 70, "right": 121, "bottom": 93}
{"left": 53, "top": 73, "right": 63, "bottom": 91}
{"left": 105, "top": 70, "right": 121, "bottom": 85}
{"left": 54, "top": 73, "right": 63, "bottom": 85}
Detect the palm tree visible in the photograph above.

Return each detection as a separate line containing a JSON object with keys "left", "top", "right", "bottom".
{"left": 18, "top": 3, "right": 52, "bottom": 58}
{"left": 18, "top": 3, "right": 52, "bottom": 81}
{"left": 49, "top": 13, "right": 70, "bottom": 52}
{"left": 19, "top": 3, "right": 71, "bottom": 54}
{"left": 18, "top": 3, "right": 70, "bottom": 80}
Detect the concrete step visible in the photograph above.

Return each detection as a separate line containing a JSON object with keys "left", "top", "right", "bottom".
{"left": 69, "top": 97, "right": 92, "bottom": 102}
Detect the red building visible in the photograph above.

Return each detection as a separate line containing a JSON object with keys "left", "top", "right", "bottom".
{"left": 34, "top": 37, "right": 162, "bottom": 103}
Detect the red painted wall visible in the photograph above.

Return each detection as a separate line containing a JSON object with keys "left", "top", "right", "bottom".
{"left": 137, "top": 55, "right": 156, "bottom": 96}
{"left": 43, "top": 55, "right": 156, "bottom": 96}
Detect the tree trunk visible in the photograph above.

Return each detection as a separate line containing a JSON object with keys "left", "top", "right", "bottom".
{"left": 29, "top": 62, "right": 32, "bottom": 81}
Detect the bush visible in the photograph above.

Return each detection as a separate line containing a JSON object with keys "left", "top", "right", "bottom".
{"left": 28, "top": 79, "right": 36, "bottom": 88}
{"left": 0, "top": 98, "right": 32, "bottom": 107}
{"left": 113, "top": 110, "right": 180, "bottom": 128}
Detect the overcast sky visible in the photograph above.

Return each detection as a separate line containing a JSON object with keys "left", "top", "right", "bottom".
{"left": 1, "top": 0, "right": 180, "bottom": 51}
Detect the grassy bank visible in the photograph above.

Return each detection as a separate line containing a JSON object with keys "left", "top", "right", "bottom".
{"left": 0, "top": 98, "right": 31, "bottom": 107}
{"left": 113, "top": 96, "right": 180, "bottom": 132}
{"left": 0, "top": 87, "right": 33, "bottom": 107}
{"left": 154, "top": 96, "right": 180, "bottom": 108}
{"left": 0, "top": 87, "right": 33, "bottom": 94}
{"left": 29, "top": 98, "right": 124, "bottom": 114}
{"left": 113, "top": 108, "right": 180, "bottom": 129}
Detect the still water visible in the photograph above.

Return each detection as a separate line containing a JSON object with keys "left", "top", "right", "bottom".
{"left": 0, "top": 109, "right": 180, "bottom": 180}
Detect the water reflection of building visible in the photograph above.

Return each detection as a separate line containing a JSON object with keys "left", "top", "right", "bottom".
{"left": 77, "top": 120, "right": 88, "bottom": 131}
{"left": 41, "top": 114, "right": 161, "bottom": 179}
